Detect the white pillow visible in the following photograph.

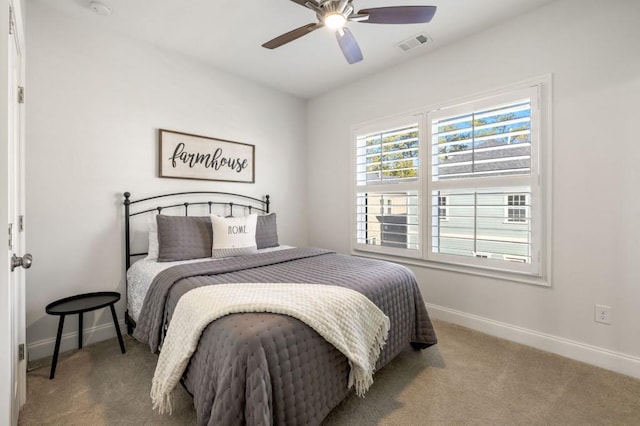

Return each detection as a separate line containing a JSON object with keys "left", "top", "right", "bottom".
{"left": 210, "top": 214, "right": 258, "bottom": 258}
{"left": 146, "top": 215, "right": 159, "bottom": 260}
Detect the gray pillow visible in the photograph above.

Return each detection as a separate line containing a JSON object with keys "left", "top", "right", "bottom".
{"left": 156, "top": 215, "right": 213, "bottom": 262}
{"left": 256, "top": 213, "right": 279, "bottom": 249}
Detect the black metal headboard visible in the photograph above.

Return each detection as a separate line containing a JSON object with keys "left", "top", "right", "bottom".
{"left": 123, "top": 191, "right": 270, "bottom": 270}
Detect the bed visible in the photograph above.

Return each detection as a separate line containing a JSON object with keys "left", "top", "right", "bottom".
{"left": 123, "top": 191, "right": 437, "bottom": 425}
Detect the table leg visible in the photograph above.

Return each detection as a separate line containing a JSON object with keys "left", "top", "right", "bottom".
{"left": 78, "top": 312, "right": 83, "bottom": 349}
{"left": 109, "top": 304, "right": 126, "bottom": 354}
{"left": 50, "top": 315, "right": 65, "bottom": 380}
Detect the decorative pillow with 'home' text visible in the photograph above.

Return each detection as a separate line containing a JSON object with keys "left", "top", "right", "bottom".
{"left": 210, "top": 214, "right": 258, "bottom": 258}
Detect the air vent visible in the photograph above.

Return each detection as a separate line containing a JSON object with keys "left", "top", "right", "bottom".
{"left": 397, "top": 33, "right": 432, "bottom": 53}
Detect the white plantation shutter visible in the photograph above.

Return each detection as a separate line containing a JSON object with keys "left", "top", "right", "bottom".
{"left": 356, "top": 123, "right": 419, "bottom": 185}
{"left": 432, "top": 101, "right": 532, "bottom": 180}
{"left": 428, "top": 86, "right": 540, "bottom": 275}
{"left": 354, "top": 119, "right": 422, "bottom": 257}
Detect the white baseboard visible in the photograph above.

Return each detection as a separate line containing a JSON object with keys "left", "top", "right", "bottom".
{"left": 426, "top": 303, "right": 640, "bottom": 380}
{"left": 27, "top": 319, "right": 126, "bottom": 362}
{"left": 28, "top": 304, "right": 640, "bottom": 380}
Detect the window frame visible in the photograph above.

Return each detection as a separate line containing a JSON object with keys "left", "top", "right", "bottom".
{"left": 352, "top": 115, "right": 424, "bottom": 259}
{"left": 350, "top": 76, "right": 552, "bottom": 286}
{"left": 427, "top": 85, "right": 541, "bottom": 276}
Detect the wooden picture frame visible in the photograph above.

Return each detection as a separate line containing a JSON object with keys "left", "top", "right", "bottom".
{"left": 159, "top": 129, "right": 255, "bottom": 183}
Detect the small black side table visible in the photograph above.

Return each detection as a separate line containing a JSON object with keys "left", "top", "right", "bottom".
{"left": 45, "top": 291, "right": 126, "bottom": 379}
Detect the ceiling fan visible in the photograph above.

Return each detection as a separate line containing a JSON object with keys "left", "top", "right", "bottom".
{"left": 262, "top": 0, "right": 437, "bottom": 64}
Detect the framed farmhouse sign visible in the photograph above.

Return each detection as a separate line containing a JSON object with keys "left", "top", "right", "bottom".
{"left": 159, "top": 129, "right": 255, "bottom": 183}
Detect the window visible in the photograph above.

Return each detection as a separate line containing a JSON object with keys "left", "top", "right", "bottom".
{"left": 353, "top": 79, "right": 549, "bottom": 283}
{"left": 354, "top": 118, "right": 421, "bottom": 257}
{"left": 505, "top": 194, "right": 528, "bottom": 223}
{"left": 473, "top": 251, "right": 492, "bottom": 259}
{"left": 438, "top": 196, "right": 449, "bottom": 221}
{"left": 429, "top": 86, "right": 539, "bottom": 275}
{"left": 503, "top": 254, "right": 528, "bottom": 263}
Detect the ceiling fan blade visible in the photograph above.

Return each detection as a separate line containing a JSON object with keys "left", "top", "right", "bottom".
{"left": 262, "top": 23, "right": 321, "bottom": 49}
{"left": 357, "top": 6, "right": 437, "bottom": 24}
{"left": 348, "top": 14, "right": 370, "bottom": 22}
{"left": 336, "top": 27, "right": 363, "bottom": 64}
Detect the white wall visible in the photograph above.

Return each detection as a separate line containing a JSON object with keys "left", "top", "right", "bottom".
{"left": 25, "top": 2, "right": 308, "bottom": 358}
{"left": 308, "top": 0, "right": 640, "bottom": 376}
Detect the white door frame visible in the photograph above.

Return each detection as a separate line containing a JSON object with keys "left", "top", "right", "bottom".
{"left": 0, "top": 0, "right": 12, "bottom": 422}
{"left": 1, "top": 0, "right": 26, "bottom": 424}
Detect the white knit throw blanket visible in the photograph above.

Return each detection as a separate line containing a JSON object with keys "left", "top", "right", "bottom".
{"left": 150, "top": 283, "right": 390, "bottom": 415}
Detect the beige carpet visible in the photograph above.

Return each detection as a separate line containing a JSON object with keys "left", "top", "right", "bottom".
{"left": 19, "top": 320, "right": 640, "bottom": 425}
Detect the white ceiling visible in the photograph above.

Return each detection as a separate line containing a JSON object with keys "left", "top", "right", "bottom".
{"left": 33, "top": 0, "right": 556, "bottom": 99}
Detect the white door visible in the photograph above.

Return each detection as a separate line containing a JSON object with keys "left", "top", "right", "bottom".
{"left": 3, "top": 1, "right": 27, "bottom": 424}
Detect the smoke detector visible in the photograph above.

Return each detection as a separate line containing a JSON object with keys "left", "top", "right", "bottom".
{"left": 397, "top": 33, "right": 432, "bottom": 53}
{"left": 89, "top": 1, "right": 112, "bottom": 16}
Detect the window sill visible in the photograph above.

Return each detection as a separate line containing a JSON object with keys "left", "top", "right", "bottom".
{"left": 351, "top": 248, "right": 551, "bottom": 288}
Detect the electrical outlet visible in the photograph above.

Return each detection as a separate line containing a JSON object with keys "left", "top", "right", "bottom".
{"left": 595, "top": 304, "right": 611, "bottom": 325}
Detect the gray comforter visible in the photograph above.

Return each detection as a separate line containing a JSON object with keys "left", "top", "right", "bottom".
{"left": 134, "top": 247, "right": 437, "bottom": 425}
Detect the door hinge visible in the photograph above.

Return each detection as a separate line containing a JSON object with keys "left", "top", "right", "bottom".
{"left": 8, "top": 224, "right": 13, "bottom": 249}
{"left": 9, "top": 5, "right": 14, "bottom": 36}
{"left": 18, "top": 343, "right": 25, "bottom": 361}
{"left": 18, "top": 215, "right": 24, "bottom": 232}
{"left": 18, "top": 86, "right": 24, "bottom": 104}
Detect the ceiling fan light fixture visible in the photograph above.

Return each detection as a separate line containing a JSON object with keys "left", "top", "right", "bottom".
{"left": 261, "top": 2, "right": 437, "bottom": 65}
{"left": 324, "top": 13, "right": 347, "bottom": 30}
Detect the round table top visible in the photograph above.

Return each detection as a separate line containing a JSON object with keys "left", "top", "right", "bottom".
{"left": 46, "top": 291, "right": 121, "bottom": 315}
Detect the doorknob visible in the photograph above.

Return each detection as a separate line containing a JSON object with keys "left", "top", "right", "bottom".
{"left": 11, "top": 253, "right": 32, "bottom": 271}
